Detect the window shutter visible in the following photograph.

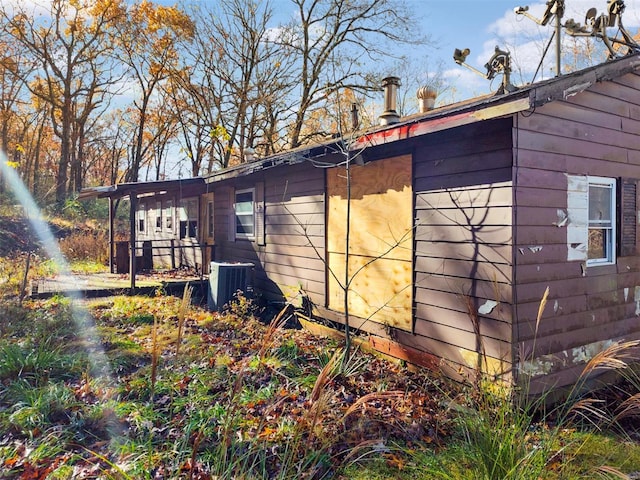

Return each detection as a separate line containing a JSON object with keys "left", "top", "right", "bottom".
{"left": 255, "top": 181, "right": 266, "bottom": 246}
{"left": 228, "top": 187, "right": 236, "bottom": 242}
{"left": 618, "top": 178, "right": 638, "bottom": 257}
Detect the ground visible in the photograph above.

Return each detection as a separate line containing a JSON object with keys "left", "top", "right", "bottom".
{"left": 3, "top": 212, "right": 640, "bottom": 478}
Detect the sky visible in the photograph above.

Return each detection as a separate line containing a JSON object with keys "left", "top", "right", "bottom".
{"left": 410, "top": 0, "right": 640, "bottom": 102}
{"left": 262, "top": 0, "right": 640, "bottom": 103}
{"left": 14, "top": 0, "right": 640, "bottom": 103}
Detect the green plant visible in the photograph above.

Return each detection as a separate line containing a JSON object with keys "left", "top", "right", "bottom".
{"left": 0, "top": 341, "right": 83, "bottom": 387}
{"left": 7, "top": 382, "right": 81, "bottom": 436}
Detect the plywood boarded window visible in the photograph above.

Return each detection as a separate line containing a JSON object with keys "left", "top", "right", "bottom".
{"left": 326, "top": 154, "right": 413, "bottom": 331}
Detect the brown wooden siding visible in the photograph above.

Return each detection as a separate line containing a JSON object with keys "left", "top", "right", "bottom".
{"left": 514, "top": 71, "right": 640, "bottom": 391}
{"left": 413, "top": 117, "right": 515, "bottom": 377}
{"left": 213, "top": 162, "right": 326, "bottom": 305}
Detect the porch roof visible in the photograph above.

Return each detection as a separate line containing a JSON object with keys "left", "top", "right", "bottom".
{"left": 78, "top": 177, "right": 207, "bottom": 201}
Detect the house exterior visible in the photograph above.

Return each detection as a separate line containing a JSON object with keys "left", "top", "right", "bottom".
{"left": 200, "top": 54, "right": 640, "bottom": 394}
{"left": 78, "top": 178, "right": 214, "bottom": 280}
{"left": 81, "top": 53, "right": 640, "bottom": 394}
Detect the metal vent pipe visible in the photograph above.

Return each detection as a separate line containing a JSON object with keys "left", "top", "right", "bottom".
{"left": 379, "top": 76, "right": 401, "bottom": 125}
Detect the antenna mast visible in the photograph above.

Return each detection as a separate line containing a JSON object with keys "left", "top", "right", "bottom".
{"left": 515, "top": 0, "right": 565, "bottom": 76}
{"left": 453, "top": 46, "right": 517, "bottom": 95}
{"left": 564, "top": 0, "right": 640, "bottom": 59}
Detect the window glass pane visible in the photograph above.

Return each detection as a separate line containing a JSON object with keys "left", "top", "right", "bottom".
{"left": 589, "top": 185, "right": 612, "bottom": 224}
{"left": 188, "top": 220, "right": 198, "bottom": 238}
{"left": 236, "top": 191, "right": 253, "bottom": 213}
{"left": 236, "top": 214, "right": 254, "bottom": 235}
{"left": 588, "top": 228, "right": 606, "bottom": 259}
{"left": 236, "top": 191, "right": 253, "bottom": 204}
{"left": 165, "top": 201, "right": 173, "bottom": 230}
{"left": 236, "top": 202, "right": 253, "bottom": 213}
{"left": 155, "top": 201, "right": 162, "bottom": 229}
{"left": 235, "top": 190, "right": 254, "bottom": 236}
{"left": 587, "top": 177, "right": 615, "bottom": 265}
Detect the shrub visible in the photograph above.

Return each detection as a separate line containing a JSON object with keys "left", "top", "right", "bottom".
{"left": 59, "top": 229, "right": 108, "bottom": 264}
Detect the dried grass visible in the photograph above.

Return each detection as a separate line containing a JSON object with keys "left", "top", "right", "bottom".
{"left": 594, "top": 465, "right": 631, "bottom": 479}
{"left": 258, "top": 303, "right": 291, "bottom": 360}
{"left": 343, "top": 391, "right": 404, "bottom": 419}
{"left": 175, "top": 284, "right": 193, "bottom": 361}
{"left": 613, "top": 392, "right": 640, "bottom": 422}
{"left": 59, "top": 229, "right": 108, "bottom": 263}
{"left": 579, "top": 340, "right": 640, "bottom": 379}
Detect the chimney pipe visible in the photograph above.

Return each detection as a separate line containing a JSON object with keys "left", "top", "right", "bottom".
{"left": 350, "top": 102, "right": 359, "bottom": 131}
{"left": 379, "top": 76, "right": 400, "bottom": 125}
{"left": 417, "top": 86, "right": 437, "bottom": 113}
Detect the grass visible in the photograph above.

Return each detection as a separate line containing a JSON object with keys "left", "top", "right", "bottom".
{"left": 2, "top": 289, "right": 640, "bottom": 478}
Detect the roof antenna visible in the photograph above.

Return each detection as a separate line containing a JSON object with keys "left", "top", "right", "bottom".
{"left": 453, "top": 46, "right": 517, "bottom": 95}
{"left": 564, "top": 0, "right": 639, "bottom": 59}
{"left": 515, "top": 0, "right": 565, "bottom": 78}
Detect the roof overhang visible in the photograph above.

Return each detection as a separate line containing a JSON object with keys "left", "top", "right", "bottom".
{"left": 202, "top": 54, "right": 639, "bottom": 184}
{"left": 78, "top": 177, "right": 208, "bottom": 201}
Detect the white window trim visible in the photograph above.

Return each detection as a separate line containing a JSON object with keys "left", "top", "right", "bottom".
{"left": 235, "top": 188, "right": 255, "bottom": 239}
{"left": 207, "top": 200, "right": 214, "bottom": 238}
{"left": 587, "top": 176, "right": 616, "bottom": 267}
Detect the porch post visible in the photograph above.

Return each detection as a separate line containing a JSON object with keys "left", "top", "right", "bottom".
{"left": 129, "top": 193, "right": 137, "bottom": 293}
{"left": 109, "top": 197, "right": 115, "bottom": 274}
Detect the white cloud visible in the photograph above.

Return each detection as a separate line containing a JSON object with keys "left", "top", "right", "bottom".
{"left": 4, "top": 0, "right": 53, "bottom": 18}
{"left": 442, "top": 67, "right": 493, "bottom": 102}
{"left": 475, "top": 0, "right": 640, "bottom": 80}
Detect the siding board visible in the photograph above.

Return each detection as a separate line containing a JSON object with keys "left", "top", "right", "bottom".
{"left": 416, "top": 186, "right": 512, "bottom": 208}
{"left": 515, "top": 77, "right": 640, "bottom": 393}
{"left": 566, "top": 89, "right": 631, "bottom": 116}
{"left": 517, "top": 130, "right": 628, "bottom": 162}
{"left": 213, "top": 165, "right": 326, "bottom": 306}
{"left": 414, "top": 301, "right": 511, "bottom": 338}
{"left": 415, "top": 206, "right": 513, "bottom": 226}
{"left": 415, "top": 255, "right": 511, "bottom": 282}
{"left": 416, "top": 241, "right": 512, "bottom": 264}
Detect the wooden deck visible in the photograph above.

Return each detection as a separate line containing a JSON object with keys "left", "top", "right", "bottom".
{"left": 30, "top": 272, "right": 206, "bottom": 299}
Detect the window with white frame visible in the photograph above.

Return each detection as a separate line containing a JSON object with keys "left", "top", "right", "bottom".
{"left": 155, "top": 201, "right": 162, "bottom": 231}
{"left": 165, "top": 200, "right": 173, "bottom": 232}
{"left": 138, "top": 204, "right": 145, "bottom": 233}
{"left": 235, "top": 188, "right": 254, "bottom": 237}
{"left": 587, "top": 176, "right": 616, "bottom": 266}
{"left": 179, "top": 198, "right": 198, "bottom": 239}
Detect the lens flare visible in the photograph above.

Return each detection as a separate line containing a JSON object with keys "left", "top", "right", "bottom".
{"left": 0, "top": 154, "right": 114, "bottom": 382}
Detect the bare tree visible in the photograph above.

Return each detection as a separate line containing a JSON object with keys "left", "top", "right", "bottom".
{"left": 180, "top": 0, "right": 295, "bottom": 170}
{"left": 279, "top": 0, "right": 427, "bottom": 148}
{"left": 83, "top": 110, "right": 129, "bottom": 187}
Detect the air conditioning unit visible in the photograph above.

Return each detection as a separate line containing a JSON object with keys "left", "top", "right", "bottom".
{"left": 208, "top": 262, "right": 254, "bottom": 312}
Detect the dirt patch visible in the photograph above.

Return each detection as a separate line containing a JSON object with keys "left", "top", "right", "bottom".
{"left": 0, "top": 216, "right": 41, "bottom": 256}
